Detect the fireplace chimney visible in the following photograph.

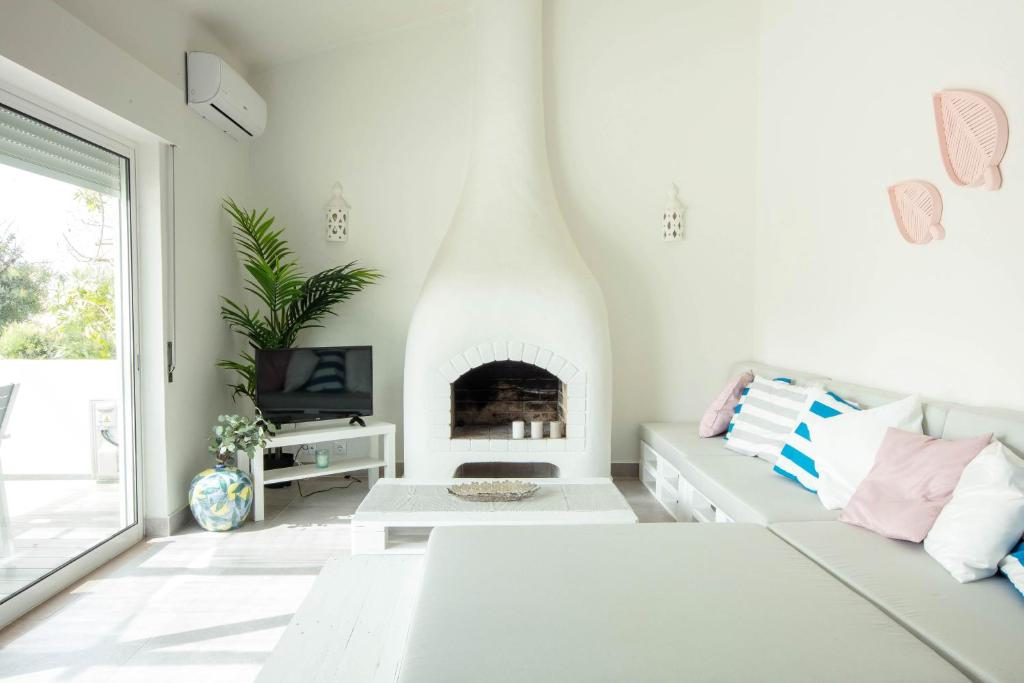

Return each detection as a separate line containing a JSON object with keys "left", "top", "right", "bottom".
{"left": 402, "top": 0, "right": 612, "bottom": 478}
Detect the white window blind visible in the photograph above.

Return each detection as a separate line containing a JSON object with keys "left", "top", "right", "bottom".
{"left": 0, "top": 103, "right": 122, "bottom": 196}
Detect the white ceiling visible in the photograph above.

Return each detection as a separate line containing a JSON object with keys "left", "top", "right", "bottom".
{"left": 169, "top": 0, "right": 469, "bottom": 70}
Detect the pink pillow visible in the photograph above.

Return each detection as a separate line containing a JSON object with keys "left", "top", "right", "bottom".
{"left": 840, "top": 428, "right": 991, "bottom": 542}
{"left": 698, "top": 371, "right": 754, "bottom": 438}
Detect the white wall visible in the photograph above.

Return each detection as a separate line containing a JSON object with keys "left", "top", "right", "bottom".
{"left": 161, "top": 113, "right": 250, "bottom": 519}
{"left": 53, "top": 0, "right": 250, "bottom": 85}
{"left": 13, "top": 0, "right": 1014, "bottom": 491}
{"left": 545, "top": 0, "right": 758, "bottom": 460}
{"left": 251, "top": 11, "right": 475, "bottom": 458}
{"left": 755, "top": 0, "right": 1024, "bottom": 411}
{"left": 252, "top": 0, "right": 760, "bottom": 462}
{"left": 1, "top": 0, "right": 251, "bottom": 524}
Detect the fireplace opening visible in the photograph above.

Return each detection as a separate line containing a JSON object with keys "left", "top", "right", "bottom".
{"left": 451, "top": 361, "right": 565, "bottom": 439}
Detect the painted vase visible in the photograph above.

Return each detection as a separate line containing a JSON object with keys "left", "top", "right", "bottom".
{"left": 188, "top": 464, "right": 254, "bottom": 531}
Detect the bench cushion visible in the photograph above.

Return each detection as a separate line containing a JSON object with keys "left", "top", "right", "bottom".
{"left": 771, "top": 521, "right": 1024, "bottom": 683}
{"left": 942, "top": 405, "right": 1024, "bottom": 455}
{"left": 399, "top": 524, "right": 966, "bottom": 683}
{"left": 641, "top": 422, "right": 839, "bottom": 524}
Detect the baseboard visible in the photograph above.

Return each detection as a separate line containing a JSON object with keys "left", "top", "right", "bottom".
{"left": 144, "top": 504, "right": 193, "bottom": 538}
{"left": 611, "top": 462, "right": 639, "bottom": 479}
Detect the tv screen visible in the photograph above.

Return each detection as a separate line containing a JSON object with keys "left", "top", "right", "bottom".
{"left": 255, "top": 346, "right": 373, "bottom": 424}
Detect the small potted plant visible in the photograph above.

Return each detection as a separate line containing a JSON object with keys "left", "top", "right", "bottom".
{"left": 188, "top": 414, "right": 268, "bottom": 531}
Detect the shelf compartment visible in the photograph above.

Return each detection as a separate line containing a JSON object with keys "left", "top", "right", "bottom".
{"left": 263, "top": 456, "right": 385, "bottom": 486}
{"left": 688, "top": 487, "right": 717, "bottom": 525}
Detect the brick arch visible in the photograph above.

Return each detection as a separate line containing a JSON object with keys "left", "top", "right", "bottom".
{"left": 440, "top": 341, "right": 581, "bottom": 386}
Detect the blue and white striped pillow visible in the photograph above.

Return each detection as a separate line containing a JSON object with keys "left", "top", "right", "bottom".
{"left": 725, "top": 376, "right": 815, "bottom": 462}
{"left": 999, "top": 541, "right": 1024, "bottom": 597}
{"left": 773, "top": 390, "right": 859, "bottom": 492}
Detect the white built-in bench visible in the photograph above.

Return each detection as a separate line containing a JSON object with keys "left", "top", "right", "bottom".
{"left": 639, "top": 360, "right": 1024, "bottom": 529}
{"left": 635, "top": 361, "right": 1024, "bottom": 681}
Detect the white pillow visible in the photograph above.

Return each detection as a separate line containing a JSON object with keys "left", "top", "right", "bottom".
{"left": 924, "top": 440, "right": 1024, "bottom": 583}
{"left": 814, "top": 394, "right": 923, "bottom": 510}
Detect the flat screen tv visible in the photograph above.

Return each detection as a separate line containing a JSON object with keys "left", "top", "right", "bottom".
{"left": 255, "top": 346, "right": 373, "bottom": 425}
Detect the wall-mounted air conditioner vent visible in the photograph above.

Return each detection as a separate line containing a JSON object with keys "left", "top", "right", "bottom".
{"left": 186, "top": 52, "right": 267, "bottom": 140}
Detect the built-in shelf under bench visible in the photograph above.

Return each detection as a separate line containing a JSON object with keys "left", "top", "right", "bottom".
{"left": 641, "top": 440, "right": 733, "bottom": 523}
{"left": 639, "top": 422, "right": 840, "bottom": 526}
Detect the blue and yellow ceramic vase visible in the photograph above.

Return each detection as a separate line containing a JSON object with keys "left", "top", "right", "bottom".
{"left": 188, "top": 464, "right": 253, "bottom": 531}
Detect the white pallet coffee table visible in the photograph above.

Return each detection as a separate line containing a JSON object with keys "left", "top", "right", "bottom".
{"left": 350, "top": 478, "right": 637, "bottom": 555}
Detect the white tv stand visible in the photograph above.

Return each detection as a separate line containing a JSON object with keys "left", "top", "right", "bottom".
{"left": 245, "top": 419, "right": 396, "bottom": 522}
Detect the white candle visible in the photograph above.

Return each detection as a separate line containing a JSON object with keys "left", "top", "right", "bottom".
{"left": 530, "top": 420, "right": 544, "bottom": 439}
{"left": 512, "top": 420, "right": 526, "bottom": 439}
{"left": 549, "top": 421, "right": 563, "bottom": 439}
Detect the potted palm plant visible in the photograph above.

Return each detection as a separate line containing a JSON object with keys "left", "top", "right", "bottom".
{"left": 217, "top": 198, "right": 382, "bottom": 402}
{"left": 216, "top": 198, "right": 382, "bottom": 485}
{"left": 189, "top": 414, "right": 267, "bottom": 531}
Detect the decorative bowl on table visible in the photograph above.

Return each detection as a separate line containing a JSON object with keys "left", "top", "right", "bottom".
{"left": 447, "top": 480, "right": 540, "bottom": 502}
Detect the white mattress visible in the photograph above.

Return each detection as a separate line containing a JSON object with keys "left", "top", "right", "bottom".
{"left": 772, "top": 521, "right": 1024, "bottom": 683}
{"left": 399, "top": 523, "right": 966, "bottom": 682}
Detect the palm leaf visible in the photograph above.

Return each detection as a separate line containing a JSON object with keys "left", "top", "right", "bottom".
{"left": 280, "top": 263, "right": 383, "bottom": 345}
{"left": 217, "top": 352, "right": 257, "bottom": 400}
{"left": 219, "top": 298, "right": 276, "bottom": 349}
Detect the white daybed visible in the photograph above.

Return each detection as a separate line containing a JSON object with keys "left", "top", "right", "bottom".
{"left": 399, "top": 523, "right": 965, "bottom": 682}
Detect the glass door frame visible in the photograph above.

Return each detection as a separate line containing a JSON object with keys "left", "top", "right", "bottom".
{"left": 0, "top": 85, "right": 144, "bottom": 628}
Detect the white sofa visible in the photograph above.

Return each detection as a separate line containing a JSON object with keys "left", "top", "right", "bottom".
{"left": 398, "top": 362, "right": 1024, "bottom": 682}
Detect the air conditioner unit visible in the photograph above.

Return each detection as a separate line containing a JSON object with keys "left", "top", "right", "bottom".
{"left": 186, "top": 52, "right": 267, "bottom": 139}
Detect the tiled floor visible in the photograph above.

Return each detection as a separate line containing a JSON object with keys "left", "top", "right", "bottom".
{"left": 0, "top": 476, "right": 671, "bottom": 682}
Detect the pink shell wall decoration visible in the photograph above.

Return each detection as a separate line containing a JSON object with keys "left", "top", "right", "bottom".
{"left": 888, "top": 181, "right": 945, "bottom": 244}
{"left": 933, "top": 90, "right": 1009, "bottom": 190}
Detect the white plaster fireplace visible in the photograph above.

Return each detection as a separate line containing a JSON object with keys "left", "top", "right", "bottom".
{"left": 402, "top": 0, "right": 612, "bottom": 479}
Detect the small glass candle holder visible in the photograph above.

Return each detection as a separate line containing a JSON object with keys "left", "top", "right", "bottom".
{"left": 314, "top": 447, "right": 330, "bottom": 468}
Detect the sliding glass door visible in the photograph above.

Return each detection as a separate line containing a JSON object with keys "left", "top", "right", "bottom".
{"left": 0, "top": 92, "right": 140, "bottom": 622}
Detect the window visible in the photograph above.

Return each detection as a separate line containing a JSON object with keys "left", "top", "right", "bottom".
{"left": 0, "top": 95, "right": 140, "bottom": 618}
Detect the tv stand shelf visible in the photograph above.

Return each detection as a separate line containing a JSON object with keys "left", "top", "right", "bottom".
{"left": 244, "top": 419, "right": 396, "bottom": 522}
{"left": 262, "top": 456, "right": 386, "bottom": 486}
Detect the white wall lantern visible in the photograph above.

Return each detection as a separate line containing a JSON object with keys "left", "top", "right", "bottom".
{"left": 662, "top": 183, "right": 685, "bottom": 241}
{"left": 325, "top": 181, "right": 350, "bottom": 242}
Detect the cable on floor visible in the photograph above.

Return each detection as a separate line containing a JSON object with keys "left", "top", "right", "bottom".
{"left": 296, "top": 474, "right": 363, "bottom": 498}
